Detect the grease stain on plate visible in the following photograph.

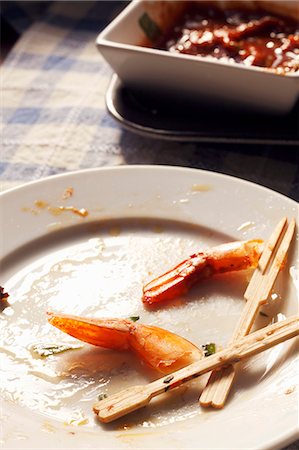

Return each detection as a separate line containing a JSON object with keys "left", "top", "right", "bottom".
{"left": 23, "top": 200, "right": 89, "bottom": 218}
{"left": 191, "top": 184, "right": 212, "bottom": 193}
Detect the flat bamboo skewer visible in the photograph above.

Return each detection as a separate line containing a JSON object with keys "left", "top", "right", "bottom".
{"left": 93, "top": 314, "right": 299, "bottom": 423}
{"left": 199, "top": 217, "right": 296, "bottom": 408}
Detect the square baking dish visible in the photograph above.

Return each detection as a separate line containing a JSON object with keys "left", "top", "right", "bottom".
{"left": 96, "top": 1, "right": 299, "bottom": 114}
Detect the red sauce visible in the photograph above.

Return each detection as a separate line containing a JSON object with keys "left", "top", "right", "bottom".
{"left": 154, "top": 4, "right": 299, "bottom": 73}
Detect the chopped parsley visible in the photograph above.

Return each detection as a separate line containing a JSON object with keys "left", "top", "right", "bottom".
{"left": 138, "top": 12, "right": 161, "bottom": 42}
{"left": 97, "top": 393, "right": 108, "bottom": 401}
{"left": 30, "top": 343, "right": 82, "bottom": 358}
{"left": 163, "top": 375, "right": 174, "bottom": 384}
{"left": 129, "top": 316, "right": 140, "bottom": 322}
{"left": 202, "top": 342, "right": 216, "bottom": 357}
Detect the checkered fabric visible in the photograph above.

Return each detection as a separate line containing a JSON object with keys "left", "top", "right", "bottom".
{"left": 1, "top": 1, "right": 298, "bottom": 202}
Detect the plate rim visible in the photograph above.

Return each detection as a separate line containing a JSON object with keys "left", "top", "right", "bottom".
{"left": 1, "top": 165, "right": 298, "bottom": 208}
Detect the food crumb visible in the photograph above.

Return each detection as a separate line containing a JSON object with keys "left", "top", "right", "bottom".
{"left": 48, "top": 206, "right": 63, "bottom": 216}
{"left": 202, "top": 342, "right": 216, "bottom": 357}
{"left": 191, "top": 184, "right": 212, "bottom": 192}
{"left": 163, "top": 375, "right": 174, "bottom": 384}
{"left": 0, "top": 286, "right": 9, "bottom": 301}
{"left": 34, "top": 200, "right": 49, "bottom": 209}
{"left": 29, "top": 342, "right": 83, "bottom": 358}
{"left": 284, "top": 386, "right": 296, "bottom": 395}
{"left": 65, "top": 206, "right": 88, "bottom": 218}
{"left": 47, "top": 205, "right": 88, "bottom": 218}
{"left": 152, "top": 225, "right": 163, "bottom": 233}
{"left": 65, "top": 410, "right": 89, "bottom": 426}
{"left": 129, "top": 316, "right": 140, "bottom": 322}
{"left": 109, "top": 226, "right": 121, "bottom": 237}
{"left": 62, "top": 187, "right": 74, "bottom": 199}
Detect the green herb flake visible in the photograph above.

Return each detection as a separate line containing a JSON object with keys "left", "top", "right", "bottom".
{"left": 97, "top": 393, "right": 108, "bottom": 401}
{"left": 138, "top": 12, "right": 161, "bottom": 42}
{"left": 202, "top": 342, "right": 216, "bottom": 357}
{"left": 129, "top": 316, "right": 140, "bottom": 322}
{"left": 163, "top": 375, "right": 174, "bottom": 384}
{"left": 30, "top": 343, "right": 82, "bottom": 358}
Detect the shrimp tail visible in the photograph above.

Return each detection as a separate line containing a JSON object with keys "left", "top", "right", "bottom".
{"left": 143, "top": 239, "right": 263, "bottom": 306}
{"left": 128, "top": 323, "right": 202, "bottom": 373}
{"left": 47, "top": 312, "right": 131, "bottom": 350}
{"left": 47, "top": 312, "right": 202, "bottom": 373}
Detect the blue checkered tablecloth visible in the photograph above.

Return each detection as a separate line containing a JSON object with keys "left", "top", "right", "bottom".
{"left": 0, "top": 2, "right": 298, "bottom": 449}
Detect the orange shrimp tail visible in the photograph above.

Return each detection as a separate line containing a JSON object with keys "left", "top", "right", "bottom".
{"left": 47, "top": 312, "right": 130, "bottom": 350}
{"left": 47, "top": 312, "right": 202, "bottom": 373}
{"left": 143, "top": 239, "right": 263, "bottom": 306}
{"left": 129, "top": 324, "right": 202, "bottom": 374}
{"left": 143, "top": 254, "right": 209, "bottom": 305}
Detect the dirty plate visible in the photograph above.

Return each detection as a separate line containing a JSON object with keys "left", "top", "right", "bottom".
{"left": 1, "top": 166, "right": 298, "bottom": 449}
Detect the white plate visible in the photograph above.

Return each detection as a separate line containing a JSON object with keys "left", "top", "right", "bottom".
{"left": 1, "top": 166, "right": 298, "bottom": 450}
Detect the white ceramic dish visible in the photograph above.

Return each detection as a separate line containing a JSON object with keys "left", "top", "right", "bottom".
{"left": 96, "top": 0, "right": 299, "bottom": 114}
{"left": 106, "top": 73, "right": 299, "bottom": 145}
{"left": 0, "top": 166, "right": 298, "bottom": 450}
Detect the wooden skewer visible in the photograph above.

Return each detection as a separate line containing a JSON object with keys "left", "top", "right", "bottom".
{"left": 199, "top": 217, "right": 296, "bottom": 408}
{"left": 93, "top": 314, "right": 299, "bottom": 423}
